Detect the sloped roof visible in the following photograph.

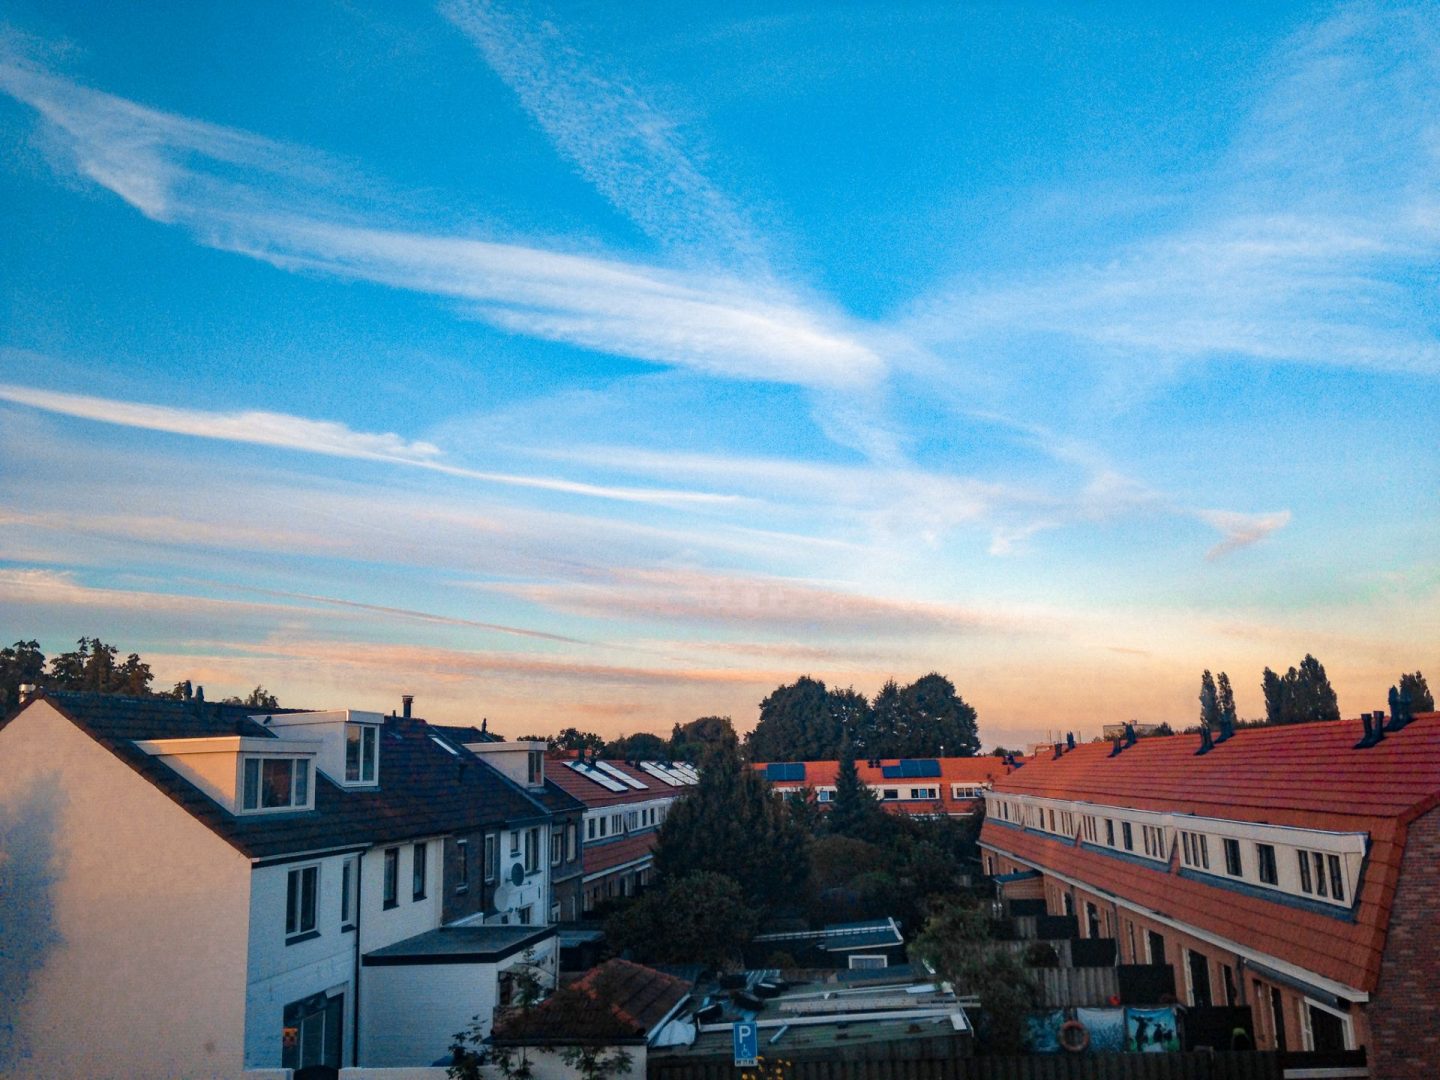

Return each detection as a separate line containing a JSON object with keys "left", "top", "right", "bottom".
{"left": 584, "top": 831, "right": 658, "bottom": 875}
{"left": 546, "top": 756, "right": 683, "bottom": 808}
{"left": 753, "top": 756, "right": 1005, "bottom": 815}
{"left": 8, "top": 691, "right": 550, "bottom": 860}
{"left": 491, "top": 959, "right": 692, "bottom": 1045}
{"left": 980, "top": 713, "right": 1440, "bottom": 994}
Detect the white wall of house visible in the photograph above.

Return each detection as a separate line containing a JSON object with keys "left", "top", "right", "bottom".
{"left": 361, "top": 960, "right": 499, "bottom": 1066}
{"left": 0, "top": 700, "right": 253, "bottom": 1079}
{"left": 487, "top": 825, "right": 550, "bottom": 924}
{"left": 501, "top": 1045, "right": 646, "bottom": 1080}
{"left": 359, "top": 838, "right": 445, "bottom": 953}
{"left": 244, "top": 855, "right": 361, "bottom": 1068}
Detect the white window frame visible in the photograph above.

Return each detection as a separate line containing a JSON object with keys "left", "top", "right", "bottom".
{"left": 240, "top": 755, "right": 312, "bottom": 813}
{"left": 1301, "top": 996, "right": 1355, "bottom": 1051}
{"left": 340, "top": 856, "right": 358, "bottom": 929}
{"left": 848, "top": 954, "right": 888, "bottom": 970}
{"left": 344, "top": 724, "right": 378, "bottom": 785}
{"left": 484, "top": 834, "right": 497, "bottom": 883}
{"left": 455, "top": 839, "right": 469, "bottom": 893}
{"left": 286, "top": 863, "right": 319, "bottom": 940}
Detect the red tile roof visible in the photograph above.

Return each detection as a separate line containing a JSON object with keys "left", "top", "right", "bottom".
{"left": 585, "top": 832, "right": 658, "bottom": 875}
{"left": 753, "top": 756, "right": 1006, "bottom": 816}
{"left": 980, "top": 714, "right": 1440, "bottom": 994}
{"left": 491, "top": 959, "right": 691, "bottom": 1044}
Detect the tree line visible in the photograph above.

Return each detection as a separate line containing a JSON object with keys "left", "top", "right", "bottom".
{"left": 0, "top": 637, "right": 278, "bottom": 713}
{"left": 1185, "top": 655, "right": 1431, "bottom": 731}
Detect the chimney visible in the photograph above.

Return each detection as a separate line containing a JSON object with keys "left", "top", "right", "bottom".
{"left": 1066, "top": 731, "right": 1076, "bottom": 751}
{"left": 1354, "top": 713, "right": 1375, "bottom": 749}
{"left": 194, "top": 685, "right": 204, "bottom": 703}
{"left": 1196, "top": 725, "right": 1213, "bottom": 756}
{"left": 18, "top": 683, "right": 37, "bottom": 704}
{"left": 1053, "top": 742, "right": 1063, "bottom": 760}
{"left": 401, "top": 694, "right": 414, "bottom": 719}
{"left": 1109, "top": 736, "right": 1123, "bottom": 758}
{"left": 1124, "top": 723, "right": 1138, "bottom": 747}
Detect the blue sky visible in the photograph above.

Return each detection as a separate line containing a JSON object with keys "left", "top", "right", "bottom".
{"left": 0, "top": 1, "right": 1435, "bottom": 745}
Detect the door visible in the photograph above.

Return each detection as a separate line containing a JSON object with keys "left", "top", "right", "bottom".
{"left": 283, "top": 992, "right": 344, "bottom": 1071}
{"left": 1147, "top": 930, "right": 1166, "bottom": 965}
{"left": 1086, "top": 902, "right": 1101, "bottom": 939}
{"left": 1271, "top": 987, "right": 1288, "bottom": 1051}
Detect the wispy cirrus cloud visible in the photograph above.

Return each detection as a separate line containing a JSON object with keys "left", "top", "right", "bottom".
{"left": 0, "top": 382, "right": 739, "bottom": 507}
{"left": 0, "top": 57, "right": 882, "bottom": 390}
{"left": 441, "top": 0, "right": 764, "bottom": 267}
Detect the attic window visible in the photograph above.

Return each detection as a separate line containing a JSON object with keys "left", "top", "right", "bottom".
{"left": 241, "top": 757, "right": 310, "bottom": 812}
{"left": 346, "top": 724, "right": 378, "bottom": 784}
{"left": 527, "top": 750, "right": 543, "bottom": 785}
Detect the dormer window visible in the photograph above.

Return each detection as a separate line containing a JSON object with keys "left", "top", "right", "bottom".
{"left": 345, "top": 724, "right": 378, "bottom": 784}
{"left": 241, "top": 756, "right": 311, "bottom": 812}
{"left": 527, "top": 750, "right": 543, "bottom": 785}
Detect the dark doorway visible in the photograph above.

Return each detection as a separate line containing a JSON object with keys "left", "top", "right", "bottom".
{"left": 1187, "top": 950, "right": 1213, "bottom": 1007}
{"left": 1086, "top": 902, "right": 1101, "bottom": 940}
{"left": 1147, "top": 930, "right": 1166, "bottom": 965}
{"left": 1308, "top": 1005, "right": 1347, "bottom": 1052}
{"left": 283, "top": 992, "right": 344, "bottom": 1072}
{"left": 1062, "top": 892, "right": 1074, "bottom": 916}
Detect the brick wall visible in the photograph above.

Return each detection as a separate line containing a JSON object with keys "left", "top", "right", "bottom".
{"left": 1370, "top": 804, "right": 1440, "bottom": 1079}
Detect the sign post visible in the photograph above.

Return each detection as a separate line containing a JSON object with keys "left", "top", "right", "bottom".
{"left": 732, "top": 1021, "right": 758, "bottom": 1067}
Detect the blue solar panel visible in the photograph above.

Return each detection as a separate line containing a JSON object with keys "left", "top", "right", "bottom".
{"left": 889, "top": 759, "right": 941, "bottom": 778}
{"left": 881, "top": 764, "right": 901, "bottom": 779}
{"left": 765, "top": 762, "right": 806, "bottom": 781}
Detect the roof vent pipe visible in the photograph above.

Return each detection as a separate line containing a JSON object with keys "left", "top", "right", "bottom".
{"left": 1196, "top": 725, "right": 1213, "bottom": 756}
{"left": 1053, "top": 743, "right": 1063, "bottom": 760}
{"left": 402, "top": 694, "right": 414, "bottom": 719}
{"left": 1109, "top": 736, "right": 1123, "bottom": 758}
{"left": 1066, "top": 731, "right": 1076, "bottom": 751}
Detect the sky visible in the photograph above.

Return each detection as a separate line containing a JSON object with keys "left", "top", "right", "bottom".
{"left": 0, "top": 1, "right": 1435, "bottom": 749}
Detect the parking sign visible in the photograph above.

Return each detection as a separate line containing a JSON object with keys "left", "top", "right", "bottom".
{"left": 732, "top": 1021, "right": 758, "bottom": 1067}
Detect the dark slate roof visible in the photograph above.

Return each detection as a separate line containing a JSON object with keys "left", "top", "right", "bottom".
{"left": 363, "top": 924, "right": 553, "bottom": 965}
{"left": 12, "top": 691, "right": 551, "bottom": 860}
{"left": 491, "top": 959, "right": 692, "bottom": 1045}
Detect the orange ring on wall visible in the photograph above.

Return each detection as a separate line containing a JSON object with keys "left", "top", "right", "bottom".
{"left": 1059, "top": 1020, "right": 1090, "bottom": 1053}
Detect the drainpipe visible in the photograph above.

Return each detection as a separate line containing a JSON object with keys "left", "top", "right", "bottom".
{"left": 352, "top": 861, "right": 363, "bottom": 1066}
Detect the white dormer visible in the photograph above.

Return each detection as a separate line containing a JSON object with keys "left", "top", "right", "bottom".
{"left": 135, "top": 735, "right": 320, "bottom": 815}
{"left": 462, "top": 740, "right": 547, "bottom": 789}
{"left": 254, "top": 709, "right": 384, "bottom": 788}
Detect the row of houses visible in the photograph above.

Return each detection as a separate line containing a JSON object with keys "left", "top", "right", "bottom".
{"left": 0, "top": 689, "right": 694, "bottom": 1078}
{"left": 753, "top": 755, "right": 1004, "bottom": 816}
{"left": 978, "top": 709, "right": 1440, "bottom": 1080}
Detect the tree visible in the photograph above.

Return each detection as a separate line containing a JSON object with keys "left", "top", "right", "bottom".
{"left": 605, "top": 732, "right": 668, "bottom": 760}
{"left": 1399, "top": 672, "right": 1434, "bottom": 713}
{"left": 744, "top": 676, "right": 843, "bottom": 761}
{"left": 47, "top": 638, "right": 154, "bottom": 696}
{"left": 1199, "top": 670, "right": 1219, "bottom": 730}
{"left": 828, "top": 739, "right": 884, "bottom": 842}
{"left": 652, "top": 742, "right": 810, "bottom": 912}
{"left": 1262, "top": 667, "right": 1286, "bottom": 724}
{"left": 864, "top": 679, "right": 905, "bottom": 757}
{"left": 669, "top": 715, "right": 739, "bottom": 764}
{"left": 1262, "top": 657, "right": 1339, "bottom": 725}
{"left": 914, "top": 898, "right": 1039, "bottom": 1053}
{"left": 1216, "top": 672, "right": 1237, "bottom": 729}
{"left": 605, "top": 871, "right": 757, "bottom": 968}
{"left": 0, "top": 640, "right": 46, "bottom": 712}
{"left": 895, "top": 673, "right": 980, "bottom": 757}
{"left": 555, "top": 727, "right": 606, "bottom": 752}
{"left": 222, "top": 685, "right": 279, "bottom": 710}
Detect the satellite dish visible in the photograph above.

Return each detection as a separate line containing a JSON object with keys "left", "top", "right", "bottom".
{"left": 493, "top": 882, "right": 514, "bottom": 912}
{"left": 510, "top": 861, "right": 525, "bottom": 887}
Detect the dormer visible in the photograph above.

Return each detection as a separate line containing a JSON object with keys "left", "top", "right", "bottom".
{"left": 135, "top": 735, "right": 320, "bottom": 815}
{"left": 462, "top": 740, "right": 547, "bottom": 790}
{"left": 254, "top": 708, "right": 385, "bottom": 789}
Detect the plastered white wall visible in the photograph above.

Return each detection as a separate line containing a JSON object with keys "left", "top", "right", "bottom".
{"left": 0, "top": 700, "right": 252, "bottom": 1079}
{"left": 359, "top": 839, "right": 443, "bottom": 953}
{"left": 360, "top": 960, "right": 499, "bottom": 1066}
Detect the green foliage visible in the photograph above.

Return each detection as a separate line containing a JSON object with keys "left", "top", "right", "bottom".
{"left": 605, "top": 731, "right": 668, "bottom": 760}
{"left": 47, "top": 638, "right": 155, "bottom": 696}
{"left": 1262, "top": 655, "right": 1340, "bottom": 725}
{"left": 605, "top": 871, "right": 757, "bottom": 968}
{"left": 560, "top": 1045, "right": 633, "bottom": 1080}
{"left": 1216, "top": 671, "right": 1237, "bottom": 728}
{"left": 222, "top": 685, "right": 279, "bottom": 709}
{"left": 1199, "top": 670, "right": 1219, "bottom": 729}
{"left": 670, "top": 715, "right": 739, "bottom": 764}
{"left": 1399, "top": 672, "right": 1433, "bottom": 713}
{"left": 914, "top": 898, "right": 1039, "bottom": 1054}
{"left": 784, "top": 784, "right": 821, "bottom": 834}
{"left": 0, "top": 640, "right": 45, "bottom": 712}
{"left": 745, "top": 672, "right": 981, "bottom": 761}
{"left": 652, "top": 742, "right": 810, "bottom": 913}
{"left": 827, "top": 739, "right": 884, "bottom": 842}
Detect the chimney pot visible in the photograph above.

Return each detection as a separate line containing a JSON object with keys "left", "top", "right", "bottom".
{"left": 402, "top": 694, "right": 414, "bottom": 719}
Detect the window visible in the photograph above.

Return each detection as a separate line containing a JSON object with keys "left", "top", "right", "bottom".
{"left": 1081, "top": 816, "right": 1098, "bottom": 843}
{"left": 626, "top": 810, "right": 639, "bottom": 831}
{"left": 882, "top": 788, "right": 898, "bottom": 800}
{"left": 412, "top": 843, "right": 427, "bottom": 901}
{"left": 1122, "top": 822, "right": 1134, "bottom": 851}
{"left": 1328, "top": 854, "right": 1345, "bottom": 901}
{"left": 242, "top": 757, "right": 310, "bottom": 811}
{"left": 286, "top": 865, "right": 318, "bottom": 939}
{"left": 383, "top": 848, "right": 399, "bottom": 909}
{"left": 516, "top": 905, "right": 533, "bottom": 926}
{"left": 1257, "top": 843, "right": 1278, "bottom": 885}
{"left": 1224, "top": 837, "right": 1242, "bottom": 876}
{"left": 1141, "top": 824, "right": 1166, "bottom": 859}
{"left": 527, "top": 750, "right": 543, "bottom": 785}
{"left": 587, "top": 818, "right": 597, "bottom": 840}
{"left": 524, "top": 827, "right": 540, "bottom": 874}
{"left": 340, "top": 857, "right": 357, "bottom": 929}
{"left": 345, "top": 724, "right": 377, "bottom": 784}
{"left": 1105, "top": 819, "right": 1115, "bottom": 846}
{"left": 610, "top": 812, "right": 623, "bottom": 834}
{"left": 1181, "top": 831, "right": 1209, "bottom": 870}
{"left": 551, "top": 832, "right": 563, "bottom": 866}
{"left": 1047, "top": 808, "right": 1056, "bottom": 831}
{"left": 849, "top": 954, "right": 888, "bottom": 970}
{"left": 484, "top": 834, "right": 497, "bottom": 883}
{"left": 817, "top": 789, "right": 833, "bottom": 803}
{"left": 1298, "top": 850, "right": 1313, "bottom": 893}
{"left": 510, "top": 830, "right": 520, "bottom": 856}
{"left": 456, "top": 839, "right": 469, "bottom": 892}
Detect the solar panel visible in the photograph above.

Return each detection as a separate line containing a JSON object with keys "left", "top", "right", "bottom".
{"left": 670, "top": 763, "right": 700, "bottom": 783}
{"left": 639, "top": 762, "right": 686, "bottom": 786}
{"left": 594, "top": 760, "right": 649, "bottom": 789}
{"left": 566, "top": 760, "right": 627, "bottom": 792}
{"left": 891, "top": 759, "right": 941, "bottom": 778}
{"left": 764, "top": 762, "right": 806, "bottom": 782}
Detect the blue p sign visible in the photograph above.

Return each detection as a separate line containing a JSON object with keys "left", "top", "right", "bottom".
{"left": 733, "top": 1021, "right": 758, "bottom": 1066}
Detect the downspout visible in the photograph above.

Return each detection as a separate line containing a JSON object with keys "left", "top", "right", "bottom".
{"left": 352, "top": 861, "right": 363, "bottom": 1066}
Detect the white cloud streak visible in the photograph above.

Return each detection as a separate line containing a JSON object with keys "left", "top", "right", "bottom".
{"left": 0, "top": 58, "right": 882, "bottom": 390}
{"left": 0, "top": 382, "right": 740, "bottom": 507}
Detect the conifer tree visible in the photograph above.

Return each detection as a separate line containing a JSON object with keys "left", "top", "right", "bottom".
{"left": 1199, "top": 670, "right": 1220, "bottom": 730}
{"left": 828, "top": 738, "right": 884, "bottom": 842}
